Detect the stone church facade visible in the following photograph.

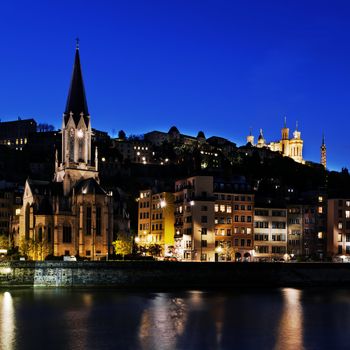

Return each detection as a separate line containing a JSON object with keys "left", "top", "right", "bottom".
{"left": 19, "top": 44, "right": 114, "bottom": 260}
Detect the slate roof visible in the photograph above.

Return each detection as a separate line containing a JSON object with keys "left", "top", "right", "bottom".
{"left": 64, "top": 46, "right": 90, "bottom": 127}
{"left": 73, "top": 178, "right": 106, "bottom": 195}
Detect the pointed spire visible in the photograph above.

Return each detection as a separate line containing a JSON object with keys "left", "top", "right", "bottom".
{"left": 295, "top": 120, "right": 298, "bottom": 131}
{"left": 64, "top": 40, "right": 89, "bottom": 127}
{"left": 322, "top": 132, "right": 325, "bottom": 145}
{"left": 284, "top": 116, "right": 287, "bottom": 128}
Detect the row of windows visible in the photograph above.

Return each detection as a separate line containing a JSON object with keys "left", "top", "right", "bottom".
{"left": 338, "top": 200, "right": 350, "bottom": 207}
{"left": 215, "top": 216, "right": 252, "bottom": 224}
{"left": 139, "top": 223, "right": 149, "bottom": 231}
{"left": 255, "top": 246, "right": 286, "bottom": 254}
{"left": 151, "top": 223, "right": 163, "bottom": 231}
{"left": 338, "top": 245, "right": 350, "bottom": 254}
{"left": 337, "top": 221, "right": 350, "bottom": 230}
{"left": 139, "top": 212, "right": 149, "bottom": 219}
{"left": 254, "top": 234, "right": 286, "bottom": 241}
{"left": 215, "top": 227, "right": 252, "bottom": 235}
{"left": 254, "top": 210, "right": 286, "bottom": 217}
{"left": 254, "top": 221, "right": 286, "bottom": 229}
{"left": 337, "top": 234, "right": 350, "bottom": 242}
{"left": 214, "top": 204, "right": 252, "bottom": 213}
{"left": 139, "top": 201, "right": 150, "bottom": 208}
{"left": 338, "top": 210, "right": 350, "bottom": 219}
{"left": 214, "top": 194, "right": 253, "bottom": 202}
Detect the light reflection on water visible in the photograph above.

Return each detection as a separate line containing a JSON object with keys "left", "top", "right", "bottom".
{"left": 0, "top": 292, "right": 15, "bottom": 350}
{"left": 275, "top": 288, "right": 303, "bottom": 350}
{"left": 1, "top": 288, "right": 350, "bottom": 349}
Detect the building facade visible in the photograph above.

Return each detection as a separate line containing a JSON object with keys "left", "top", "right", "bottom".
{"left": 138, "top": 190, "right": 175, "bottom": 255}
{"left": 253, "top": 207, "right": 288, "bottom": 261}
{"left": 327, "top": 199, "right": 350, "bottom": 259}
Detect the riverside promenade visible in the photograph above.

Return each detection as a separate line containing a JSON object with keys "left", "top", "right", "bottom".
{"left": 0, "top": 261, "right": 349, "bottom": 288}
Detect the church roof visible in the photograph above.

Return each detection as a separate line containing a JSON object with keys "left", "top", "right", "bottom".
{"left": 27, "top": 179, "right": 51, "bottom": 196}
{"left": 64, "top": 44, "right": 90, "bottom": 127}
{"left": 73, "top": 178, "right": 106, "bottom": 195}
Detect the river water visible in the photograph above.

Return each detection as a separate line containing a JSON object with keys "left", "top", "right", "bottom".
{"left": 0, "top": 287, "right": 350, "bottom": 350}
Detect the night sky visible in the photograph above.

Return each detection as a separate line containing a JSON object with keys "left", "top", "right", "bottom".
{"left": 0, "top": 0, "right": 349, "bottom": 170}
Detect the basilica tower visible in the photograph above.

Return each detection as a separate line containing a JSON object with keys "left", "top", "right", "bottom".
{"left": 321, "top": 133, "right": 327, "bottom": 169}
{"left": 281, "top": 117, "right": 290, "bottom": 156}
{"left": 54, "top": 41, "right": 99, "bottom": 195}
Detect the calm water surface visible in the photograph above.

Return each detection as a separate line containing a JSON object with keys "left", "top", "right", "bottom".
{"left": 1, "top": 287, "right": 350, "bottom": 350}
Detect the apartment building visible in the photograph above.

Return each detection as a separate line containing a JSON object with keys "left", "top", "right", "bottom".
{"left": 327, "top": 199, "right": 350, "bottom": 258}
{"left": 303, "top": 194, "right": 327, "bottom": 259}
{"left": 173, "top": 176, "right": 254, "bottom": 261}
{"left": 214, "top": 191, "right": 254, "bottom": 261}
{"left": 287, "top": 205, "right": 303, "bottom": 256}
{"left": 138, "top": 190, "right": 175, "bottom": 255}
{"left": 254, "top": 206, "right": 288, "bottom": 261}
{"left": 174, "top": 176, "right": 215, "bottom": 261}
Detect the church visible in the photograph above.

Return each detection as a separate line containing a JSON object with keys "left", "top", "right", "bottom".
{"left": 247, "top": 118, "right": 305, "bottom": 164}
{"left": 18, "top": 43, "right": 114, "bottom": 260}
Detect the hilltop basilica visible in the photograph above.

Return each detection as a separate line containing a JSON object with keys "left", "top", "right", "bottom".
{"left": 18, "top": 43, "right": 114, "bottom": 260}
{"left": 247, "top": 118, "right": 305, "bottom": 164}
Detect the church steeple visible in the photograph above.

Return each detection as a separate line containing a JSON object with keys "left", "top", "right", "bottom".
{"left": 54, "top": 41, "right": 98, "bottom": 196}
{"left": 64, "top": 39, "right": 89, "bottom": 127}
{"left": 60, "top": 41, "right": 93, "bottom": 170}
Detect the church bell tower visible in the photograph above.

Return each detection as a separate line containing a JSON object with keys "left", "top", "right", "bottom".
{"left": 54, "top": 41, "right": 99, "bottom": 195}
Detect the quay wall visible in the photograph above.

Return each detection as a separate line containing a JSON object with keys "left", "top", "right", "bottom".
{"left": 0, "top": 261, "right": 350, "bottom": 288}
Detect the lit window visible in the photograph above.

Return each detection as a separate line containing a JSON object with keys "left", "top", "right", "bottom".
{"left": 15, "top": 209, "right": 21, "bottom": 215}
{"left": 318, "top": 196, "right": 323, "bottom": 202}
{"left": 338, "top": 222, "right": 343, "bottom": 230}
{"left": 214, "top": 204, "right": 219, "bottom": 212}
{"left": 318, "top": 207, "right": 323, "bottom": 214}
{"left": 227, "top": 205, "right": 232, "bottom": 213}
{"left": 338, "top": 234, "right": 342, "bottom": 242}
{"left": 346, "top": 211, "right": 350, "bottom": 219}
{"left": 220, "top": 205, "right": 225, "bottom": 212}
{"left": 346, "top": 201, "right": 350, "bottom": 207}
{"left": 318, "top": 232, "right": 323, "bottom": 239}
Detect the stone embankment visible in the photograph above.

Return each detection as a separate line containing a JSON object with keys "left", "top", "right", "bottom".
{"left": 0, "top": 261, "right": 349, "bottom": 288}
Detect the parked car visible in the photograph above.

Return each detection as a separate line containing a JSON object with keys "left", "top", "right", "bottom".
{"left": 164, "top": 256, "right": 178, "bottom": 262}
{"left": 63, "top": 255, "right": 77, "bottom": 262}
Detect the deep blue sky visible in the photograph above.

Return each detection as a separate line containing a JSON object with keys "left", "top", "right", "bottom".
{"left": 0, "top": 0, "right": 349, "bottom": 170}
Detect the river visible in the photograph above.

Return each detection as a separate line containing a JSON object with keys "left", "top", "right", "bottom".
{"left": 0, "top": 287, "right": 350, "bottom": 349}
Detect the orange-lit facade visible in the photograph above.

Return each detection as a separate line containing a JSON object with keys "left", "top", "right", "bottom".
{"left": 138, "top": 190, "right": 175, "bottom": 255}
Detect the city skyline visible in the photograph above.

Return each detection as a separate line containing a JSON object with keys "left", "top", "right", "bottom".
{"left": 0, "top": 1, "right": 350, "bottom": 170}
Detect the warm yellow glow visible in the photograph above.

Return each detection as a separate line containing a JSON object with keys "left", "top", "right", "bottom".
{"left": 275, "top": 288, "right": 303, "bottom": 350}
{"left": 135, "top": 236, "right": 140, "bottom": 243}
{"left": 15, "top": 209, "right": 20, "bottom": 215}
{"left": 216, "top": 246, "right": 223, "bottom": 254}
{"left": 1, "top": 291, "right": 15, "bottom": 350}
{"left": 189, "top": 201, "right": 195, "bottom": 206}
{"left": 160, "top": 200, "right": 166, "bottom": 208}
